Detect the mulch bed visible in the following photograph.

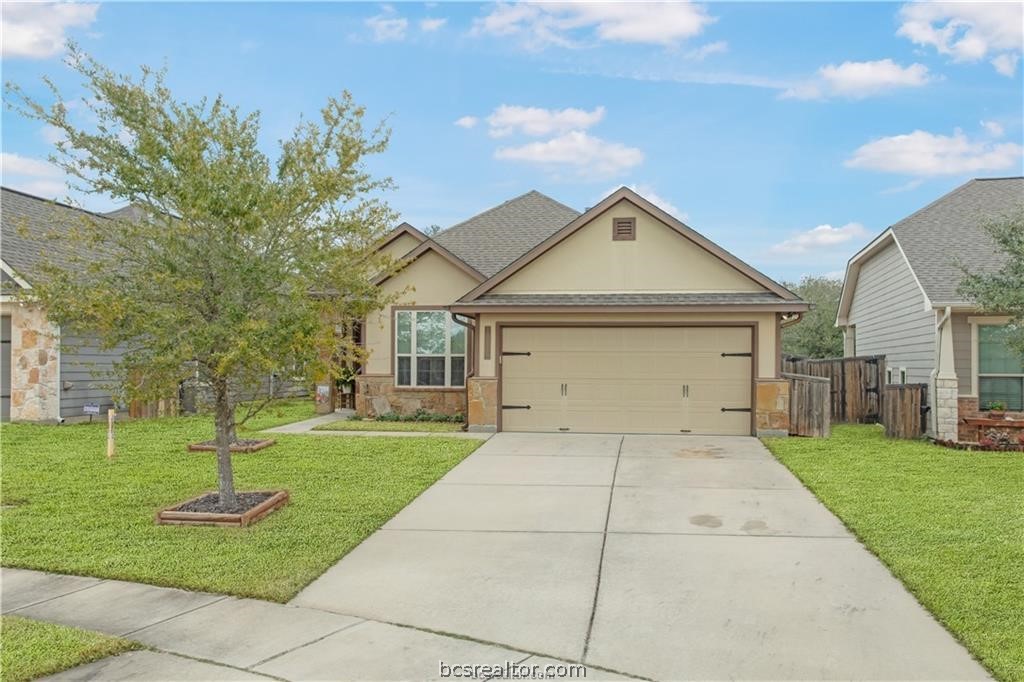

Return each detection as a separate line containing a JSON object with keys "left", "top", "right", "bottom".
{"left": 156, "top": 489, "right": 289, "bottom": 527}
{"left": 187, "top": 439, "right": 276, "bottom": 453}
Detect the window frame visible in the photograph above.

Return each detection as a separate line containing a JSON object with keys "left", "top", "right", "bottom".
{"left": 974, "top": 321, "right": 1024, "bottom": 410}
{"left": 393, "top": 308, "right": 466, "bottom": 389}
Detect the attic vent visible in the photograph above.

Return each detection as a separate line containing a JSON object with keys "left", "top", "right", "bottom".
{"left": 612, "top": 217, "right": 636, "bottom": 241}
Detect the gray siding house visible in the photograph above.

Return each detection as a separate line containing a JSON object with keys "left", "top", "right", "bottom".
{"left": 837, "top": 177, "right": 1024, "bottom": 442}
{"left": 1, "top": 187, "right": 304, "bottom": 422}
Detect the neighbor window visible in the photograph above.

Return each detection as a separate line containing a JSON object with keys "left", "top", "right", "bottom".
{"left": 395, "top": 310, "right": 465, "bottom": 388}
{"left": 899, "top": 367, "right": 907, "bottom": 384}
{"left": 978, "top": 325, "right": 1024, "bottom": 410}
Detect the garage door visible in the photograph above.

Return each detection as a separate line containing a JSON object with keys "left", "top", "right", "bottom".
{"left": 1, "top": 315, "right": 11, "bottom": 421}
{"left": 500, "top": 326, "right": 752, "bottom": 435}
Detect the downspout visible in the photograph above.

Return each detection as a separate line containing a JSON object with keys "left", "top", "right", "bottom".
{"left": 931, "top": 306, "right": 952, "bottom": 437}
{"left": 451, "top": 312, "right": 476, "bottom": 431}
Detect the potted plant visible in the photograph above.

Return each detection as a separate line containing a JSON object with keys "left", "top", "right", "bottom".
{"left": 986, "top": 401, "right": 1007, "bottom": 419}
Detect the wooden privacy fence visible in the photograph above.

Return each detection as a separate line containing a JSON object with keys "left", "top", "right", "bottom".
{"left": 881, "top": 384, "right": 928, "bottom": 439}
{"left": 781, "top": 355, "right": 885, "bottom": 423}
{"left": 783, "top": 372, "right": 831, "bottom": 437}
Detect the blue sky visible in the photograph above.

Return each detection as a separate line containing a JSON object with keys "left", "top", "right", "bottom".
{"left": 2, "top": 1, "right": 1022, "bottom": 283}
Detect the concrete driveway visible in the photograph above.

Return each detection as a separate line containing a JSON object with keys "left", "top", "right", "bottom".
{"left": 292, "top": 433, "right": 987, "bottom": 680}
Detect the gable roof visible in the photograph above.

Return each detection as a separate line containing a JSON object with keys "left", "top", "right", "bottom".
{"left": 837, "top": 177, "right": 1024, "bottom": 323}
{"left": 371, "top": 237, "right": 486, "bottom": 286}
{"left": 432, "top": 190, "right": 580, "bottom": 277}
{"left": 377, "top": 222, "right": 428, "bottom": 253}
{"left": 459, "top": 186, "right": 801, "bottom": 303}
{"left": 891, "top": 177, "right": 1023, "bottom": 304}
{"left": 1, "top": 186, "right": 114, "bottom": 287}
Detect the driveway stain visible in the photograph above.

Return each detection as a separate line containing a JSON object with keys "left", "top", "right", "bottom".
{"left": 676, "top": 446, "right": 725, "bottom": 459}
{"left": 741, "top": 519, "right": 769, "bottom": 533}
{"left": 690, "top": 514, "right": 723, "bottom": 528}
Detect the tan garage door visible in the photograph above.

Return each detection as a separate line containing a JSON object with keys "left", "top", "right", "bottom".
{"left": 500, "top": 326, "right": 752, "bottom": 435}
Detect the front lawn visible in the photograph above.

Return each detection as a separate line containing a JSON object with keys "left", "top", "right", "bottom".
{"left": 1, "top": 412, "right": 479, "bottom": 602}
{"left": 315, "top": 419, "right": 462, "bottom": 433}
{"left": 0, "top": 616, "right": 140, "bottom": 682}
{"left": 764, "top": 425, "right": 1024, "bottom": 682}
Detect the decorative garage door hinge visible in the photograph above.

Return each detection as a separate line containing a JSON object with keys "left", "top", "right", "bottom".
{"left": 502, "top": 404, "right": 531, "bottom": 410}
{"left": 720, "top": 352, "right": 752, "bottom": 357}
{"left": 501, "top": 351, "right": 531, "bottom": 356}
{"left": 720, "top": 407, "right": 752, "bottom": 412}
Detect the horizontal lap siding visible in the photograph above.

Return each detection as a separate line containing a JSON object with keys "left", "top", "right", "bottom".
{"left": 848, "top": 241, "right": 934, "bottom": 384}
{"left": 59, "top": 332, "right": 123, "bottom": 418}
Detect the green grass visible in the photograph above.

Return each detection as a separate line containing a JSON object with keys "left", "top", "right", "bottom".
{"left": 233, "top": 398, "right": 316, "bottom": 430}
{"left": 0, "top": 616, "right": 140, "bottom": 682}
{"left": 314, "top": 419, "right": 462, "bottom": 433}
{"left": 763, "top": 425, "right": 1024, "bottom": 681}
{"left": 1, "top": 409, "right": 479, "bottom": 602}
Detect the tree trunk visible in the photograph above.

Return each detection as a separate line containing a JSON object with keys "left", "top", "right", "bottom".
{"left": 212, "top": 376, "right": 238, "bottom": 507}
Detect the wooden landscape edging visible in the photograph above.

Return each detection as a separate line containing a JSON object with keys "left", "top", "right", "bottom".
{"left": 155, "top": 490, "right": 289, "bottom": 527}
{"left": 186, "top": 439, "right": 276, "bottom": 453}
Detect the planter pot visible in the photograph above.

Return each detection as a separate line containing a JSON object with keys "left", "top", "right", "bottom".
{"left": 988, "top": 411, "right": 1007, "bottom": 420}
{"left": 156, "top": 490, "right": 289, "bottom": 527}
{"left": 187, "top": 439, "right": 276, "bottom": 453}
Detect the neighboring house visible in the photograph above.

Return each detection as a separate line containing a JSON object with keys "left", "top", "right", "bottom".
{"left": 361, "top": 187, "right": 809, "bottom": 436}
{"left": 836, "top": 176, "right": 1024, "bottom": 442}
{"left": 1, "top": 187, "right": 303, "bottom": 423}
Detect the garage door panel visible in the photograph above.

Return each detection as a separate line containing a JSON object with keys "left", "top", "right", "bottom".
{"left": 500, "top": 326, "right": 752, "bottom": 436}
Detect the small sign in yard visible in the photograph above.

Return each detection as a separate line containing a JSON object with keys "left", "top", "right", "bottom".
{"left": 83, "top": 403, "right": 101, "bottom": 415}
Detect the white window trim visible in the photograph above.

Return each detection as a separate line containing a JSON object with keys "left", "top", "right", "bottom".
{"left": 394, "top": 309, "right": 466, "bottom": 388}
{"left": 968, "top": 316, "right": 1011, "bottom": 399}
{"left": 899, "top": 367, "right": 907, "bottom": 384}
{"left": 969, "top": 316, "right": 1023, "bottom": 409}
{"left": 886, "top": 367, "right": 893, "bottom": 384}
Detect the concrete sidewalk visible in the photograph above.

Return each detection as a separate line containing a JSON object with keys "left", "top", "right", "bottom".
{"left": 3, "top": 568, "right": 626, "bottom": 681}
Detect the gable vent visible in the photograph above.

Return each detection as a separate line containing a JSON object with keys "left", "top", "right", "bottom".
{"left": 612, "top": 217, "right": 636, "bottom": 241}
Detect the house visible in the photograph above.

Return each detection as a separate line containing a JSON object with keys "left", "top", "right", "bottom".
{"left": 360, "top": 187, "right": 809, "bottom": 436}
{"left": 1, "top": 187, "right": 304, "bottom": 422}
{"left": 836, "top": 177, "right": 1024, "bottom": 442}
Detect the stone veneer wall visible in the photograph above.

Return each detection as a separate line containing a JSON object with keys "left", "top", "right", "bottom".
{"left": 355, "top": 375, "right": 466, "bottom": 418}
{"left": 10, "top": 305, "right": 60, "bottom": 422}
{"left": 933, "top": 376, "right": 959, "bottom": 442}
{"left": 755, "top": 379, "right": 790, "bottom": 437}
{"left": 467, "top": 377, "right": 497, "bottom": 432}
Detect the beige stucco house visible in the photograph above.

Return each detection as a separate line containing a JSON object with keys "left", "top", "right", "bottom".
{"left": 837, "top": 176, "right": 1024, "bottom": 442}
{"left": 359, "top": 187, "right": 809, "bottom": 436}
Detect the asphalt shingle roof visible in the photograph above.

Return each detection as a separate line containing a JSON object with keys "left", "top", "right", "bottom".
{"left": 891, "top": 177, "right": 1024, "bottom": 303}
{"left": 431, "top": 190, "right": 580, "bottom": 277}
{"left": 1, "top": 187, "right": 115, "bottom": 286}
{"left": 467, "top": 292, "right": 793, "bottom": 306}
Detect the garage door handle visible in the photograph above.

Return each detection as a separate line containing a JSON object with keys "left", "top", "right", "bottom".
{"left": 721, "top": 352, "right": 752, "bottom": 357}
{"left": 502, "top": 351, "right": 531, "bottom": 357}
{"left": 502, "top": 404, "right": 531, "bottom": 410}
{"left": 721, "top": 407, "right": 752, "bottom": 412}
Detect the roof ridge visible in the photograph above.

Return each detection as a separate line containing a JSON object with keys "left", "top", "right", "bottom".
{"left": 889, "top": 178, "right": 979, "bottom": 233}
{"left": 434, "top": 189, "right": 578, "bottom": 238}
{"left": 1, "top": 185, "right": 115, "bottom": 222}
{"left": 973, "top": 176, "right": 1024, "bottom": 181}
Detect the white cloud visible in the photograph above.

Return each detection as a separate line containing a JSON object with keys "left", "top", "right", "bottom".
{"left": 845, "top": 128, "right": 1024, "bottom": 176}
{"left": 602, "top": 184, "right": 684, "bottom": 219}
{"left": 897, "top": 2, "right": 1023, "bottom": 76}
{"left": 1, "top": 2, "right": 99, "bottom": 58}
{"left": 366, "top": 8, "right": 408, "bottom": 42}
{"left": 420, "top": 17, "right": 446, "bottom": 32}
{"left": 880, "top": 178, "right": 925, "bottom": 195}
{"left": 486, "top": 104, "right": 605, "bottom": 138}
{"left": 454, "top": 116, "right": 479, "bottom": 129}
{"left": 981, "top": 120, "right": 1005, "bottom": 137}
{"left": 991, "top": 53, "right": 1020, "bottom": 77}
{"left": 770, "top": 223, "right": 868, "bottom": 256}
{"left": 472, "top": 2, "right": 715, "bottom": 49}
{"left": 782, "top": 59, "right": 932, "bottom": 100}
{"left": 0, "top": 152, "right": 66, "bottom": 198}
{"left": 685, "top": 40, "right": 728, "bottom": 61}
{"left": 495, "top": 131, "right": 644, "bottom": 178}
{"left": 40, "top": 125, "right": 66, "bottom": 145}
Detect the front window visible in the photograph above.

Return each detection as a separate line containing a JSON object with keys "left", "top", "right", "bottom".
{"left": 395, "top": 310, "right": 465, "bottom": 387}
{"left": 978, "top": 325, "right": 1024, "bottom": 410}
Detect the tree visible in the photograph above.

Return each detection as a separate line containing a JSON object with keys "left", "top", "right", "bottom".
{"left": 958, "top": 206, "right": 1024, "bottom": 360}
{"left": 781, "top": 276, "right": 844, "bottom": 358}
{"left": 6, "top": 46, "right": 401, "bottom": 508}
